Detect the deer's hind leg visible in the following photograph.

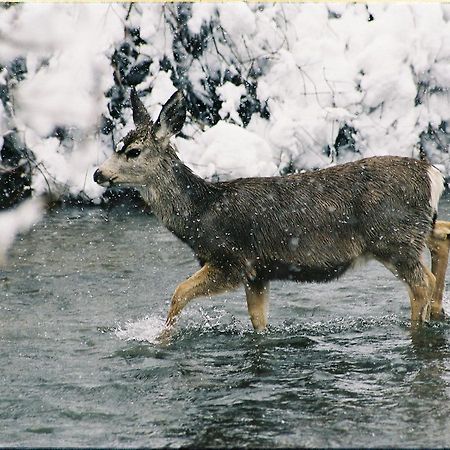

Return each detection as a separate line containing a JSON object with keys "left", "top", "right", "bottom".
{"left": 165, "top": 263, "right": 240, "bottom": 328}
{"left": 379, "top": 257, "right": 435, "bottom": 327}
{"left": 428, "top": 220, "right": 450, "bottom": 320}
{"left": 245, "top": 279, "right": 270, "bottom": 331}
{"left": 406, "top": 264, "right": 435, "bottom": 326}
{"left": 396, "top": 260, "right": 436, "bottom": 327}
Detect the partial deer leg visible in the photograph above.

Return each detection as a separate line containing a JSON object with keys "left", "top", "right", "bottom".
{"left": 379, "top": 258, "right": 435, "bottom": 327}
{"left": 245, "top": 279, "right": 270, "bottom": 331}
{"left": 428, "top": 220, "right": 450, "bottom": 320}
{"left": 165, "top": 264, "right": 240, "bottom": 328}
{"left": 407, "top": 267, "right": 435, "bottom": 325}
{"left": 403, "top": 263, "right": 436, "bottom": 327}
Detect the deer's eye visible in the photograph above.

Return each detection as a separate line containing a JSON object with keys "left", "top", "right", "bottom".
{"left": 126, "top": 148, "right": 141, "bottom": 159}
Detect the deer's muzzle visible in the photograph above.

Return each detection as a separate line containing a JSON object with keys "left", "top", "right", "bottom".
{"left": 93, "top": 169, "right": 111, "bottom": 186}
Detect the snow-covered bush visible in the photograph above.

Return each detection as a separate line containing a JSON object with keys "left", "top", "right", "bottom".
{"left": 0, "top": 2, "right": 449, "bottom": 207}
{"left": 0, "top": 196, "right": 43, "bottom": 266}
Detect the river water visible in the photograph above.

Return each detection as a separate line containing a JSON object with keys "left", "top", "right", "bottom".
{"left": 1, "top": 197, "right": 450, "bottom": 447}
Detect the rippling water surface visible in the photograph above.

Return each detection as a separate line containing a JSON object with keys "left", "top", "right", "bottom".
{"left": 1, "top": 198, "right": 450, "bottom": 447}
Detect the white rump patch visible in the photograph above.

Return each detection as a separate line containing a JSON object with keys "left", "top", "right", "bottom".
{"left": 427, "top": 165, "right": 445, "bottom": 212}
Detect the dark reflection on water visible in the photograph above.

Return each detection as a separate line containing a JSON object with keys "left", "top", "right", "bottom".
{"left": 1, "top": 197, "right": 450, "bottom": 447}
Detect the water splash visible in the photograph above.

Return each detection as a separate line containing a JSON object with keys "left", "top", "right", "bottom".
{"left": 113, "top": 311, "right": 407, "bottom": 344}
{"left": 114, "top": 308, "right": 247, "bottom": 344}
{"left": 115, "top": 316, "right": 166, "bottom": 343}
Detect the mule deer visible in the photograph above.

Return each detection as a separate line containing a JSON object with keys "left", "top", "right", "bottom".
{"left": 94, "top": 90, "right": 450, "bottom": 332}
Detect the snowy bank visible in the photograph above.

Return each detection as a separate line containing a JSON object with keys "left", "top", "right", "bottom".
{"left": 0, "top": 3, "right": 449, "bottom": 206}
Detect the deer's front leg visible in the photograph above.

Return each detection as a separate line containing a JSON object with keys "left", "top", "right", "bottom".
{"left": 165, "top": 263, "right": 239, "bottom": 328}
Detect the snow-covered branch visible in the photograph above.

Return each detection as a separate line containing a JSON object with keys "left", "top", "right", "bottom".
{"left": 0, "top": 2, "right": 449, "bottom": 208}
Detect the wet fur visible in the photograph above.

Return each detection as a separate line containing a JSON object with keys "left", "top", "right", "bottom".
{"left": 139, "top": 153, "right": 436, "bottom": 286}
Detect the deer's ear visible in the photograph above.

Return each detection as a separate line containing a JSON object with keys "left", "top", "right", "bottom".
{"left": 154, "top": 91, "right": 186, "bottom": 142}
{"left": 130, "top": 89, "right": 152, "bottom": 127}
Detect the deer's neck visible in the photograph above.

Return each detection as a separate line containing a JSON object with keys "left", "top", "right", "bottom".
{"left": 139, "top": 153, "right": 215, "bottom": 241}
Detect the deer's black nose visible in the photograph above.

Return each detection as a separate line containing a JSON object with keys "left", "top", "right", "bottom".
{"left": 93, "top": 169, "right": 106, "bottom": 184}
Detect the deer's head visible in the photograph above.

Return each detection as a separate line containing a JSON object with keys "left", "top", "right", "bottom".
{"left": 94, "top": 90, "right": 186, "bottom": 188}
